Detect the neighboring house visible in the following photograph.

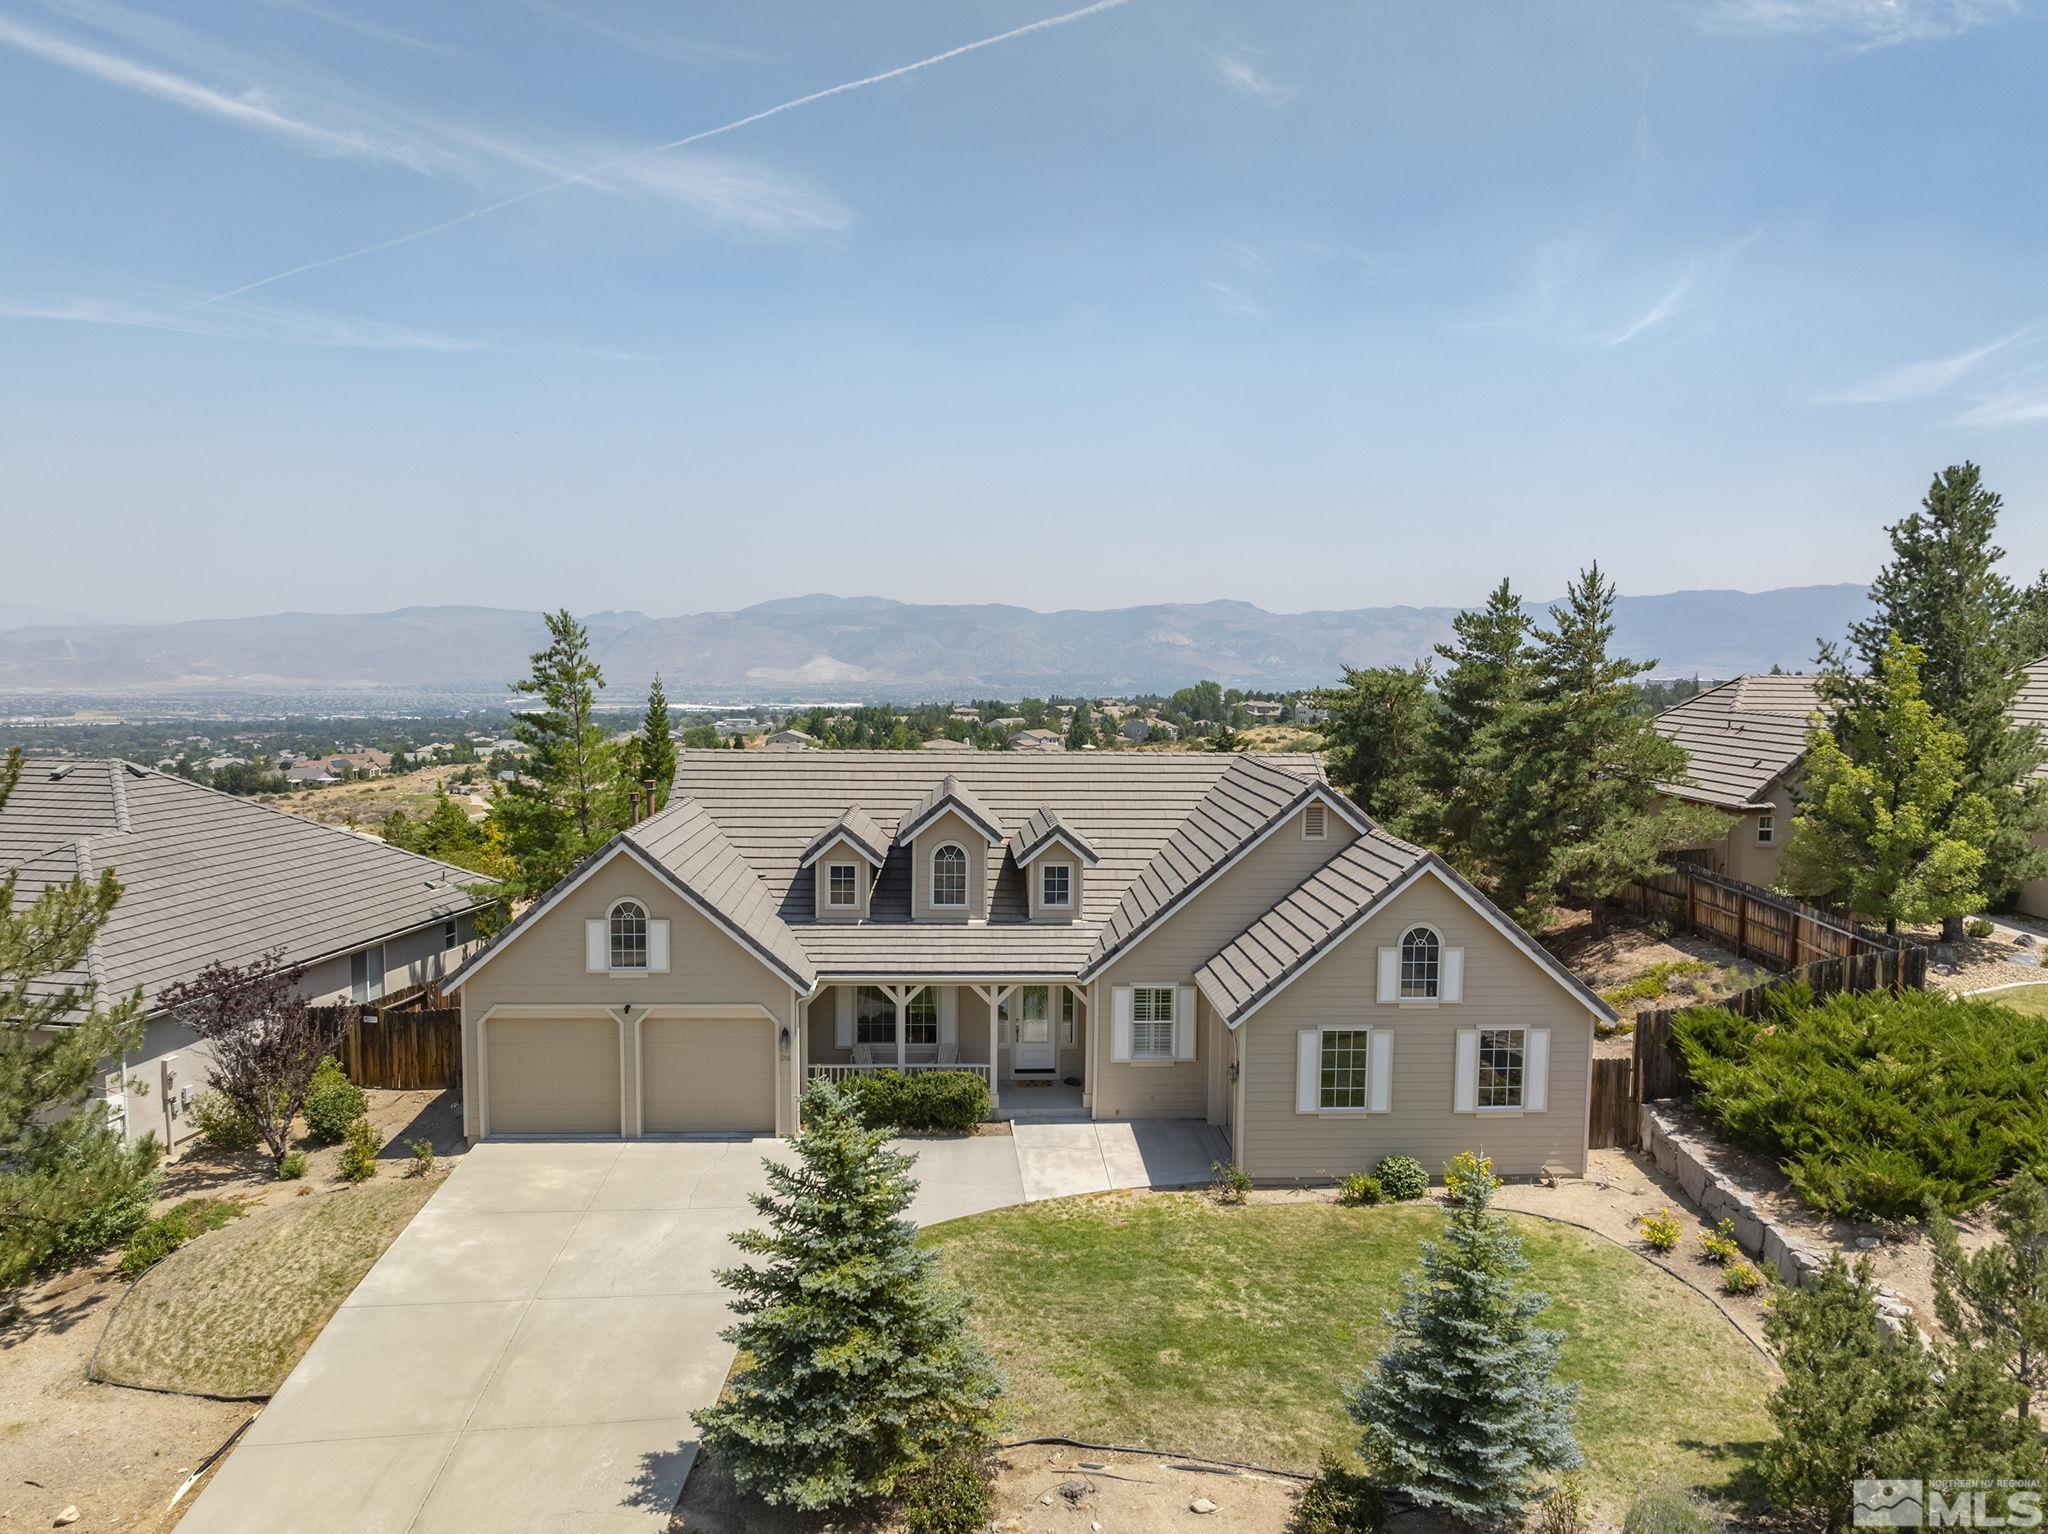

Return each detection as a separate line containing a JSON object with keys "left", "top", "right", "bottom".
{"left": 2015, "top": 657, "right": 2048, "bottom": 919}
{"left": 921, "top": 737, "right": 974, "bottom": 752}
{"left": 714, "top": 718, "right": 757, "bottom": 738}
{"left": 766, "top": 730, "right": 815, "bottom": 748}
{"left": 1294, "top": 705, "right": 1330, "bottom": 726}
{"left": 1147, "top": 718, "right": 1182, "bottom": 741}
{"left": 1650, "top": 674, "right": 1820, "bottom": 889}
{"left": 331, "top": 749, "right": 392, "bottom": 777}
{"left": 1120, "top": 718, "right": 1153, "bottom": 744}
{"left": 5, "top": 759, "right": 496, "bottom": 1151}
{"left": 202, "top": 755, "right": 247, "bottom": 772}
{"left": 284, "top": 762, "right": 338, "bottom": 786}
{"left": 1009, "top": 729, "right": 1065, "bottom": 754}
{"left": 445, "top": 752, "right": 1612, "bottom": 1179}
{"left": 949, "top": 709, "right": 981, "bottom": 723}
{"left": 1242, "top": 700, "right": 1284, "bottom": 722}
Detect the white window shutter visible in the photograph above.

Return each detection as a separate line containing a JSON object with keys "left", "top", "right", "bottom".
{"left": 1441, "top": 948, "right": 1465, "bottom": 1003}
{"left": 1377, "top": 948, "right": 1399, "bottom": 1003}
{"left": 1110, "top": 985, "right": 1133, "bottom": 1062}
{"left": 647, "top": 919, "right": 671, "bottom": 974}
{"left": 938, "top": 987, "right": 958, "bottom": 1049}
{"left": 1368, "top": 1030, "right": 1393, "bottom": 1114}
{"left": 1453, "top": 1028, "right": 1479, "bottom": 1113}
{"left": 585, "top": 919, "right": 607, "bottom": 973}
{"left": 1296, "top": 1029, "right": 1320, "bottom": 1114}
{"left": 835, "top": 987, "right": 854, "bottom": 1048}
{"left": 1524, "top": 1028, "right": 1549, "bottom": 1113}
{"left": 1173, "top": 985, "right": 1198, "bottom": 1061}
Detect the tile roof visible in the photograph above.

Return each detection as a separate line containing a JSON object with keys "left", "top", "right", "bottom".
{"left": 4, "top": 758, "right": 496, "bottom": 1016}
{"left": 894, "top": 774, "right": 1005, "bottom": 845}
{"left": 1007, "top": 806, "right": 1101, "bottom": 868}
{"left": 798, "top": 805, "right": 888, "bottom": 868}
{"left": 1652, "top": 674, "right": 1823, "bottom": 809}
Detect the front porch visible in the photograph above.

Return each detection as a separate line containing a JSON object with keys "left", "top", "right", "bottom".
{"left": 801, "top": 980, "right": 1090, "bottom": 1118}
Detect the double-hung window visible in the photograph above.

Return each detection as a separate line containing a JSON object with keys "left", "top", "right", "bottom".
{"left": 1041, "top": 863, "right": 1071, "bottom": 909}
{"left": 1319, "top": 1028, "right": 1370, "bottom": 1110}
{"left": 1478, "top": 1028, "right": 1525, "bottom": 1110}
{"left": 1131, "top": 986, "right": 1175, "bottom": 1059}
{"left": 1756, "top": 815, "right": 1774, "bottom": 846}
{"left": 827, "top": 863, "right": 858, "bottom": 907}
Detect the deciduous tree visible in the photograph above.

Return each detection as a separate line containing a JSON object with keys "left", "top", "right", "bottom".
{"left": 0, "top": 748, "right": 158, "bottom": 1286}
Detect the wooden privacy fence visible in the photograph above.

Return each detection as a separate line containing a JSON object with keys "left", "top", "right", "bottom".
{"left": 1619, "top": 863, "right": 1906, "bottom": 973}
{"left": 1587, "top": 1058, "right": 1636, "bottom": 1150}
{"left": 1628, "top": 945, "right": 1927, "bottom": 1111}
{"left": 322, "top": 1005, "right": 462, "bottom": 1090}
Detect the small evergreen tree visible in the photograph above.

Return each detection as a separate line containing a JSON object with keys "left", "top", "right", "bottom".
{"left": 1346, "top": 1152, "right": 1581, "bottom": 1525}
{"left": 641, "top": 673, "right": 677, "bottom": 810}
{"left": 1845, "top": 464, "right": 2048, "bottom": 907}
{"left": 695, "top": 1080, "right": 1004, "bottom": 1510}
{"left": 1, "top": 748, "right": 159, "bottom": 1286}
{"left": 1421, "top": 578, "right": 1531, "bottom": 872}
{"left": 1316, "top": 661, "right": 1435, "bottom": 835}
{"left": 1929, "top": 1171, "right": 2048, "bottom": 1420}
{"left": 494, "top": 610, "right": 619, "bottom": 894}
{"left": 1779, "top": 636, "right": 1995, "bottom": 932}
{"left": 1065, "top": 701, "right": 1097, "bottom": 751}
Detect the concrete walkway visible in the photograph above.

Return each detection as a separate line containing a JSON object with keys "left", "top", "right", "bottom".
{"left": 178, "top": 1121, "right": 1209, "bottom": 1533}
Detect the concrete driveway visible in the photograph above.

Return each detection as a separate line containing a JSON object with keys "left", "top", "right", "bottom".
{"left": 178, "top": 1132, "right": 1026, "bottom": 1534}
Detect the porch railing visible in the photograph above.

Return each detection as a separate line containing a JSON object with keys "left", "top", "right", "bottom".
{"left": 806, "top": 1062, "right": 994, "bottom": 1087}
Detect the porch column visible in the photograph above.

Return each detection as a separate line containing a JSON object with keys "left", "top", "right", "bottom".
{"left": 1068, "top": 984, "right": 1090, "bottom": 1106}
{"left": 894, "top": 991, "right": 907, "bottom": 1070}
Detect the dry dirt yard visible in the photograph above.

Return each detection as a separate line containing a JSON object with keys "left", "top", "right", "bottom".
{"left": 254, "top": 762, "right": 483, "bottom": 834}
{"left": 1907, "top": 917, "right": 2048, "bottom": 995}
{"left": 0, "top": 1089, "right": 463, "bottom": 1534}
{"left": 1544, "top": 914, "right": 1766, "bottom": 1055}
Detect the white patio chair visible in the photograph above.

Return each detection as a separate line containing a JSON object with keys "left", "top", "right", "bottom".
{"left": 852, "top": 1040, "right": 875, "bottom": 1067}
{"left": 937, "top": 1041, "right": 959, "bottom": 1066}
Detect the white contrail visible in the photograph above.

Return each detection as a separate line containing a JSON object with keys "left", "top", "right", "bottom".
{"left": 185, "top": 0, "right": 1135, "bottom": 310}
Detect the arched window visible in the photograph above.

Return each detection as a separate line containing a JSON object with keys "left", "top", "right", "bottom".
{"left": 609, "top": 900, "right": 648, "bottom": 970}
{"left": 1399, "top": 925, "right": 1440, "bottom": 999}
{"left": 932, "top": 844, "right": 968, "bottom": 907}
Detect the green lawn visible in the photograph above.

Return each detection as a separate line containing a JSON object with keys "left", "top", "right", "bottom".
{"left": 93, "top": 1178, "right": 438, "bottom": 1398}
{"left": 927, "top": 1195, "right": 1773, "bottom": 1506}
{"left": 1992, "top": 983, "right": 2048, "bottom": 1018}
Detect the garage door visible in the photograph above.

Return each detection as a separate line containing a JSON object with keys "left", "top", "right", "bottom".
{"left": 486, "top": 1016, "right": 621, "bottom": 1135}
{"left": 641, "top": 1018, "right": 776, "bottom": 1134}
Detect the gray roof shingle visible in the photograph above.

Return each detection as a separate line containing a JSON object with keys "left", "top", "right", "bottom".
{"left": 1652, "top": 674, "right": 1822, "bottom": 809}
{"left": 1007, "top": 806, "right": 1100, "bottom": 867}
{"left": 798, "top": 805, "right": 888, "bottom": 868}
{"left": 4, "top": 758, "right": 496, "bottom": 1015}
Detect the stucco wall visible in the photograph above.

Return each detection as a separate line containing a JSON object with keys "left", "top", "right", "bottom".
{"left": 1092, "top": 803, "right": 1354, "bottom": 1120}
{"left": 456, "top": 854, "right": 797, "bottom": 1139}
{"left": 1234, "top": 874, "right": 1594, "bottom": 1181}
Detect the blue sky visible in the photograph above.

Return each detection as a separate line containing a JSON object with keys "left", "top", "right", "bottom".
{"left": 4, "top": 0, "right": 2045, "bottom": 622}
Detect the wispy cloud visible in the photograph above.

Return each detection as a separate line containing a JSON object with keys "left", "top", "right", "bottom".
{"left": 600, "top": 153, "right": 852, "bottom": 236}
{"left": 255, "top": 0, "right": 468, "bottom": 62}
{"left": 1472, "top": 231, "right": 1602, "bottom": 334}
{"left": 1819, "top": 327, "right": 2037, "bottom": 403}
{"left": 514, "top": 0, "right": 773, "bottom": 68}
{"left": 1212, "top": 51, "right": 1296, "bottom": 107}
{"left": 1952, "top": 377, "right": 2048, "bottom": 427}
{"left": 0, "top": 294, "right": 487, "bottom": 351}
{"left": 185, "top": 0, "right": 1138, "bottom": 309}
{"left": 1702, "top": 0, "right": 2018, "bottom": 47}
{"left": 1205, "top": 281, "right": 1266, "bottom": 319}
{"left": 1601, "top": 266, "right": 1699, "bottom": 347}
{"left": 0, "top": 13, "right": 426, "bottom": 166}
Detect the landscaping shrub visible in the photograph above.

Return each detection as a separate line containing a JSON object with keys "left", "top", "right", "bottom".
{"left": 302, "top": 1056, "right": 367, "bottom": 1145}
{"left": 1673, "top": 983, "right": 2048, "bottom": 1218}
{"left": 1965, "top": 917, "right": 1997, "bottom": 940}
{"left": 119, "top": 1197, "right": 241, "bottom": 1278}
{"left": 1338, "top": 1171, "right": 1384, "bottom": 1206}
{"left": 835, "top": 1070, "right": 989, "bottom": 1134}
{"left": 43, "top": 1169, "right": 160, "bottom": 1274}
{"left": 1696, "top": 1219, "right": 1740, "bottom": 1265}
{"left": 1294, "top": 1451, "right": 1386, "bottom": 1534}
{"left": 1638, "top": 1209, "right": 1680, "bottom": 1253}
{"left": 896, "top": 1447, "right": 994, "bottom": 1534}
{"left": 1721, "top": 1261, "right": 1761, "bottom": 1295}
{"left": 338, "top": 1119, "right": 379, "bottom": 1182}
{"left": 188, "top": 1090, "right": 261, "bottom": 1153}
{"left": 1374, "top": 1155, "right": 1427, "bottom": 1201}
{"left": 1598, "top": 961, "right": 1716, "bottom": 1013}
{"left": 1622, "top": 1483, "right": 1722, "bottom": 1534}
{"left": 1211, "top": 1160, "right": 1251, "bottom": 1204}
{"left": 276, "top": 1150, "right": 308, "bottom": 1181}
{"left": 1537, "top": 1471, "right": 1589, "bottom": 1534}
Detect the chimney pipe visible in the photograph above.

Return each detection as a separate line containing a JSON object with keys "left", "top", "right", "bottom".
{"left": 644, "top": 777, "right": 657, "bottom": 822}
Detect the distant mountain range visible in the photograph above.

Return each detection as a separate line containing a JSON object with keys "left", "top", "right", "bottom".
{"left": 0, "top": 587, "right": 1871, "bottom": 702}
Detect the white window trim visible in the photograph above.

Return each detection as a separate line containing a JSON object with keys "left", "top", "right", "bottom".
{"left": 1311, "top": 1023, "right": 1372, "bottom": 1116}
{"left": 1397, "top": 923, "right": 1443, "bottom": 1002}
{"left": 1756, "top": 814, "right": 1774, "bottom": 846}
{"left": 1127, "top": 982, "right": 1177, "bottom": 1062}
{"left": 1041, "top": 863, "right": 1072, "bottom": 908}
{"left": 1302, "top": 801, "right": 1328, "bottom": 841}
{"left": 1476, "top": 1024, "right": 1528, "bottom": 1115}
{"left": 930, "top": 842, "right": 969, "bottom": 908}
{"left": 606, "top": 898, "right": 651, "bottom": 974}
{"left": 826, "top": 862, "right": 859, "bottom": 907}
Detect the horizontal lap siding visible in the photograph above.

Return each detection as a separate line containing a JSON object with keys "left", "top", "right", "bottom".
{"left": 459, "top": 856, "right": 791, "bottom": 1140}
{"left": 1239, "top": 879, "right": 1591, "bottom": 1180}
{"left": 1094, "top": 807, "right": 1354, "bottom": 1121}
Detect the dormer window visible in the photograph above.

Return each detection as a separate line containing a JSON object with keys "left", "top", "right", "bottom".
{"left": 932, "top": 844, "right": 968, "bottom": 907}
{"left": 609, "top": 901, "right": 649, "bottom": 971}
{"left": 827, "top": 863, "right": 858, "bottom": 907}
{"left": 1041, "top": 863, "right": 1072, "bottom": 908}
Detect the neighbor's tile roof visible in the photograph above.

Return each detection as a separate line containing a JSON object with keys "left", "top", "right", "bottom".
{"left": 3, "top": 758, "right": 495, "bottom": 1015}
{"left": 2017, "top": 657, "right": 2048, "bottom": 779}
{"left": 1651, "top": 675, "right": 1823, "bottom": 809}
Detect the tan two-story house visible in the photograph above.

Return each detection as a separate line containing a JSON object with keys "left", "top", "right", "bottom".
{"left": 446, "top": 750, "right": 1616, "bottom": 1179}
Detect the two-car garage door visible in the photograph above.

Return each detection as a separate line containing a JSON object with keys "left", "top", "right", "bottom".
{"left": 483, "top": 1014, "right": 775, "bottom": 1136}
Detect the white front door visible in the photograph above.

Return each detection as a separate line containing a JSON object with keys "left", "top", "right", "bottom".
{"left": 1012, "top": 986, "right": 1055, "bottom": 1073}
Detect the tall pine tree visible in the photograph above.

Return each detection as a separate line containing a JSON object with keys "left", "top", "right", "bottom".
{"left": 640, "top": 673, "right": 677, "bottom": 812}
{"left": 1780, "top": 636, "right": 1996, "bottom": 933}
{"left": 1315, "top": 661, "right": 1435, "bottom": 836}
{"left": 1, "top": 748, "right": 160, "bottom": 1286}
{"left": 695, "top": 1080, "right": 1004, "bottom": 1510}
{"left": 1346, "top": 1152, "right": 1581, "bottom": 1524}
{"left": 1489, "top": 565, "right": 1729, "bottom": 929}
{"left": 493, "top": 610, "right": 619, "bottom": 895}
{"left": 1843, "top": 464, "right": 2048, "bottom": 907}
{"left": 1421, "top": 578, "right": 1532, "bottom": 873}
